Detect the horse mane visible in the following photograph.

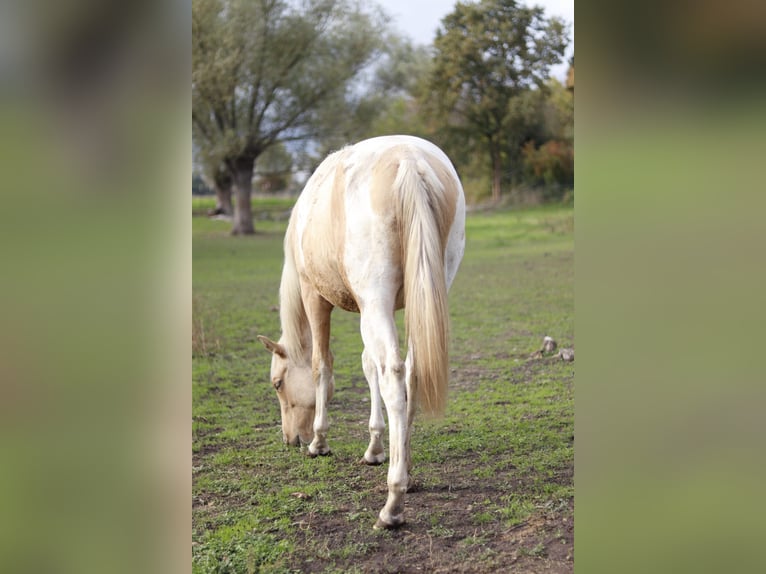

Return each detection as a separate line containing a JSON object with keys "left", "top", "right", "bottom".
{"left": 279, "top": 147, "right": 352, "bottom": 365}
{"left": 279, "top": 222, "right": 310, "bottom": 365}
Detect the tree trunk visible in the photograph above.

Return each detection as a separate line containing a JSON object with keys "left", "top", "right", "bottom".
{"left": 215, "top": 184, "right": 233, "bottom": 216}
{"left": 213, "top": 180, "right": 233, "bottom": 216}
{"left": 230, "top": 158, "right": 255, "bottom": 235}
{"left": 202, "top": 168, "right": 233, "bottom": 216}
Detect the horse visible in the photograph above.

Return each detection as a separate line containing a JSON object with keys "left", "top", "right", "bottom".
{"left": 258, "top": 135, "right": 465, "bottom": 529}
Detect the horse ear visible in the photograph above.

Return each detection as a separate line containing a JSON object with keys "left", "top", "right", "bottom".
{"left": 257, "top": 335, "right": 287, "bottom": 358}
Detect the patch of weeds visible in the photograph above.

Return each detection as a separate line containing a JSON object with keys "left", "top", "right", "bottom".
{"left": 472, "top": 465, "right": 495, "bottom": 480}
{"left": 323, "top": 566, "right": 365, "bottom": 574}
{"left": 519, "top": 542, "right": 548, "bottom": 558}
{"left": 455, "top": 538, "right": 499, "bottom": 567}
{"left": 427, "top": 511, "right": 446, "bottom": 529}
{"left": 372, "top": 527, "right": 394, "bottom": 541}
{"left": 425, "top": 510, "right": 455, "bottom": 537}
{"left": 346, "top": 509, "right": 374, "bottom": 523}
{"left": 335, "top": 541, "right": 377, "bottom": 560}
{"left": 428, "top": 523, "right": 456, "bottom": 538}
{"left": 193, "top": 296, "right": 222, "bottom": 357}
{"left": 210, "top": 447, "right": 252, "bottom": 467}
{"left": 456, "top": 532, "right": 493, "bottom": 568}
{"left": 192, "top": 516, "right": 293, "bottom": 574}
{"left": 473, "top": 511, "right": 495, "bottom": 525}
{"left": 499, "top": 495, "right": 534, "bottom": 527}
{"left": 307, "top": 536, "right": 333, "bottom": 560}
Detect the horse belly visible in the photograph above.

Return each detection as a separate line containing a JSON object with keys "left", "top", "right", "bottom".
{"left": 311, "top": 267, "right": 359, "bottom": 313}
{"left": 300, "top": 235, "right": 359, "bottom": 313}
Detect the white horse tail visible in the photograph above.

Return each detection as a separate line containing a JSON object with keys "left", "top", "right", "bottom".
{"left": 396, "top": 152, "right": 456, "bottom": 417}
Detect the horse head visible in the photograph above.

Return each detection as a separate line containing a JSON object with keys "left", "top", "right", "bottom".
{"left": 257, "top": 335, "right": 317, "bottom": 446}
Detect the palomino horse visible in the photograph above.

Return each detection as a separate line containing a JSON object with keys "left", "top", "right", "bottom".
{"left": 258, "top": 135, "right": 465, "bottom": 528}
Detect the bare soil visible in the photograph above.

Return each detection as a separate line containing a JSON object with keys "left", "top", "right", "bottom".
{"left": 288, "top": 479, "right": 573, "bottom": 574}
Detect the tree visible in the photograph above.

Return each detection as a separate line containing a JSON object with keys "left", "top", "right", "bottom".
{"left": 202, "top": 164, "right": 234, "bottom": 216}
{"left": 363, "top": 38, "right": 434, "bottom": 138}
{"left": 194, "top": 140, "right": 234, "bottom": 215}
{"left": 254, "top": 142, "right": 293, "bottom": 194}
{"left": 428, "top": 0, "right": 568, "bottom": 202}
{"left": 192, "top": 0, "right": 385, "bottom": 234}
{"left": 517, "top": 78, "right": 574, "bottom": 199}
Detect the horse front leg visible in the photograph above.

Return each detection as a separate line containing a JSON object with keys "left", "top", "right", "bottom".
{"left": 361, "top": 349, "right": 386, "bottom": 465}
{"left": 309, "top": 364, "right": 333, "bottom": 457}
{"left": 361, "top": 310, "right": 408, "bottom": 529}
{"left": 303, "top": 288, "right": 334, "bottom": 457}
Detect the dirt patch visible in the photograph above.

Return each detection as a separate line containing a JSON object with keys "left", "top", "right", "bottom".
{"left": 288, "top": 488, "right": 573, "bottom": 573}
{"left": 279, "top": 356, "right": 572, "bottom": 573}
{"left": 281, "top": 442, "right": 573, "bottom": 573}
{"left": 450, "top": 364, "right": 503, "bottom": 393}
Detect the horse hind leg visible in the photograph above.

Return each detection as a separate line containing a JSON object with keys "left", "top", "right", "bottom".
{"left": 404, "top": 346, "right": 416, "bottom": 490}
{"left": 361, "top": 349, "right": 386, "bottom": 465}
{"left": 376, "top": 357, "right": 409, "bottom": 529}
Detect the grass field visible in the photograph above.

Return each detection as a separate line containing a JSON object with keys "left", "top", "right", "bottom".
{"left": 192, "top": 200, "right": 574, "bottom": 573}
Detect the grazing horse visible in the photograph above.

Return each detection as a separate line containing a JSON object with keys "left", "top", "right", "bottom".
{"left": 258, "top": 135, "right": 465, "bottom": 529}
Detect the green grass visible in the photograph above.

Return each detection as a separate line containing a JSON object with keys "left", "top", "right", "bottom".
{"left": 192, "top": 195, "right": 296, "bottom": 220}
{"left": 192, "top": 200, "right": 573, "bottom": 573}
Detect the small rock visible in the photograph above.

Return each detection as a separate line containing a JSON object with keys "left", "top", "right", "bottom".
{"left": 557, "top": 348, "right": 574, "bottom": 362}
{"left": 542, "top": 336, "right": 557, "bottom": 353}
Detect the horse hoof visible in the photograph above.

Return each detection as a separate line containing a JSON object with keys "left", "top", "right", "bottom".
{"left": 360, "top": 454, "right": 385, "bottom": 465}
{"left": 374, "top": 515, "right": 405, "bottom": 530}
{"left": 307, "top": 448, "right": 331, "bottom": 458}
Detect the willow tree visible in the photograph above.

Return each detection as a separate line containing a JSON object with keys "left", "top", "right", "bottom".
{"left": 192, "top": 0, "right": 384, "bottom": 234}
{"left": 428, "top": 0, "right": 568, "bottom": 202}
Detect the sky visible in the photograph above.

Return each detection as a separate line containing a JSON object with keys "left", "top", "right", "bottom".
{"left": 380, "top": 0, "right": 574, "bottom": 82}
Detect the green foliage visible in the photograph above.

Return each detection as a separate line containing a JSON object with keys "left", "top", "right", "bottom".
{"left": 544, "top": 78, "right": 575, "bottom": 143}
{"left": 522, "top": 139, "right": 574, "bottom": 193}
{"left": 509, "top": 79, "right": 574, "bottom": 197}
{"left": 254, "top": 142, "right": 293, "bottom": 193}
